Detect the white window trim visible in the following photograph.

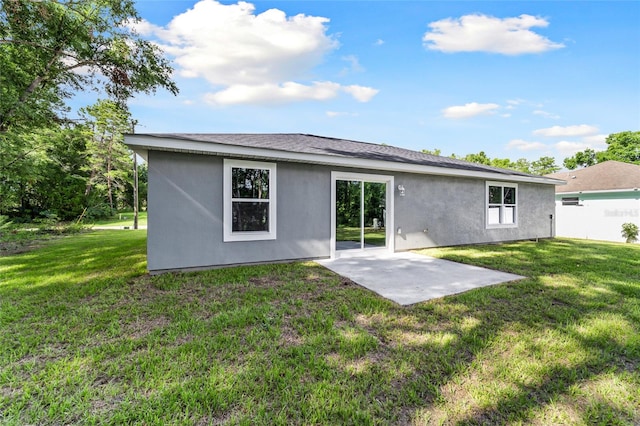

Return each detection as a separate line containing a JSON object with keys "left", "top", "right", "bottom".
{"left": 486, "top": 181, "right": 518, "bottom": 229}
{"left": 223, "top": 159, "right": 277, "bottom": 242}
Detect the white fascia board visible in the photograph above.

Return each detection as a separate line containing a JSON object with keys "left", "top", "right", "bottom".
{"left": 125, "top": 134, "right": 564, "bottom": 186}
{"left": 558, "top": 188, "right": 640, "bottom": 195}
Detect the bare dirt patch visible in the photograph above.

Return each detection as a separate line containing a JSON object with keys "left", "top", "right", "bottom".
{"left": 279, "top": 324, "right": 304, "bottom": 346}
{"left": 125, "top": 315, "right": 171, "bottom": 339}
{"left": 0, "top": 240, "right": 44, "bottom": 256}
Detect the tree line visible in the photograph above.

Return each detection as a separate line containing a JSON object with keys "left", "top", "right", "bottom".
{"left": 562, "top": 131, "right": 640, "bottom": 169}
{"left": 1, "top": 0, "right": 177, "bottom": 221}
{"left": 0, "top": 99, "right": 149, "bottom": 220}
{"left": 422, "top": 130, "right": 640, "bottom": 175}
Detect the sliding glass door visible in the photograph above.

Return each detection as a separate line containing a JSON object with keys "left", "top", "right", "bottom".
{"left": 335, "top": 179, "right": 387, "bottom": 251}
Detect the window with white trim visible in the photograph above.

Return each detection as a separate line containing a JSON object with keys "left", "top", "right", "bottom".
{"left": 486, "top": 182, "right": 517, "bottom": 227}
{"left": 223, "top": 159, "right": 276, "bottom": 242}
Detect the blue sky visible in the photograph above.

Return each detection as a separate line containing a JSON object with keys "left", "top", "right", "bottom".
{"left": 122, "top": 0, "right": 639, "bottom": 163}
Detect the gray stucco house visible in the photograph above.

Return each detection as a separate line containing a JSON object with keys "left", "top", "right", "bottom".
{"left": 125, "top": 133, "right": 563, "bottom": 273}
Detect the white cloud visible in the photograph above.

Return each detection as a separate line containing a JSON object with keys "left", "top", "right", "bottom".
{"left": 507, "top": 139, "right": 547, "bottom": 151}
{"left": 135, "top": 0, "right": 378, "bottom": 105}
{"left": 153, "top": 1, "right": 337, "bottom": 85}
{"left": 342, "top": 85, "right": 379, "bottom": 102}
{"left": 423, "top": 14, "right": 565, "bottom": 55}
{"left": 204, "top": 81, "right": 341, "bottom": 105}
{"left": 374, "top": 39, "right": 385, "bottom": 46}
{"left": 582, "top": 134, "right": 608, "bottom": 145}
{"left": 533, "top": 110, "right": 560, "bottom": 119}
{"left": 533, "top": 124, "right": 599, "bottom": 137}
{"left": 202, "top": 82, "right": 378, "bottom": 106}
{"left": 553, "top": 135, "right": 607, "bottom": 156}
{"left": 506, "top": 99, "right": 525, "bottom": 106}
{"left": 442, "top": 102, "right": 500, "bottom": 119}
{"left": 554, "top": 141, "right": 593, "bottom": 156}
{"left": 129, "top": 18, "right": 158, "bottom": 37}
{"left": 326, "top": 111, "right": 359, "bottom": 117}
{"left": 341, "top": 55, "right": 365, "bottom": 75}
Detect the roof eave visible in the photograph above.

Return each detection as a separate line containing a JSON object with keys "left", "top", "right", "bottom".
{"left": 125, "top": 134, "right": 565, "bottom": 186}
{"left": 557, "top": 188, "right": 640, "bottom": 195}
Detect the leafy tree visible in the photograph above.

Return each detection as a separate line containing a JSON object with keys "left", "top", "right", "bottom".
{"left": 462, "top": 151, "right": 491, "bottom": 166}
{"left": 433, "top": 149, "right": 558, "bottom": 176}
{"left": 0, "top": 100, "right": 138, "bottom": 220}
{"left": 0, "top": 0, "right": 175, "bottom": 219}
{"left": 81, "top": 100, "right": 133, "bottom": 214}
{"left": 364, "top": 182, "right": 385, "bottom": 227}
{"left": 489, "top": 157, "right": 515, "bottom": 170}
{"left": 599, "top": 131, "right": 640, "bottom": 164}
{"left": 0, "top": 126, "right": 88, "bottom": 218}
{"left": 335, "top": 181, "right": 386, "bottom": 230}
{"left": 530, "top": 156, "right": 560, "bottom": 175}
{"left": 32, "top": 128, "right": 88, "bottom": 219}
{"left": 513, "top": 158, "right": 534, "bottom": 174}
{"left": 563, "top": 131, "right": 640, "bottom": 169}
{"left": 563, "top": 148, "right": 598, "bottom": 170}
{"left": 336, "top": 180, "right": 361, "bottom": 228}
{"left": 0, "top": 0, "right": 177, "bottom": 132}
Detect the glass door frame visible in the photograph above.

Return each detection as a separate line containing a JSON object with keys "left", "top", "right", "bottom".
{"left": 330, "top": 171, "right": 394, "bottom": 258}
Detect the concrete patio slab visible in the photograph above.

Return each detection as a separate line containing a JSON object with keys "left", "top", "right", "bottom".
{"left": 316, "top": 250, "right": 525, "bottom": 305}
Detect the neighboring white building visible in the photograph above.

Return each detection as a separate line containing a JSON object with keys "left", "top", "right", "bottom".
{"left": 547, "top": 161, "right": 640, "bottom": 243}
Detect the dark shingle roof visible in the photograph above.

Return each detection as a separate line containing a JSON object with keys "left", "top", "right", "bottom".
{"left": 546, "top": 160, "right": 640, "bottom": 193}
{"left": 140, "top": 133, "right": 539, "bottom": 178}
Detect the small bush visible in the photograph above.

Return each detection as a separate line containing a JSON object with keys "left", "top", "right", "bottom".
{"left": 84, "top": 204, "right": 114, "bottom": 220}
{"left": 0, "top": 215, "right": 12, "bottom": 230}
{"left": 621, "top": 222, "right": 639, "bottom": 243}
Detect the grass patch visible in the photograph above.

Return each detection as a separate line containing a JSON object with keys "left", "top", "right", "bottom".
{"left": 0, "top": 219, "right": 87, "bottom": 256}
{"left": 87, "top": 210, "right": 148, "bottom": 227}
{"left": 337, "top": 226, "right": 386, "bottom": 246}
{"left": 1, "top": 235, "right": 638, "bottom": 424}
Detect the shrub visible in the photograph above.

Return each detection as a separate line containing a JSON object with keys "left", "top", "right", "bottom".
{"left": 84, "top": 204, "right": 114, "bottom": 220}
{"left": 621, "top": 222, "right": 639, "bottom": 243}
{"left": 0, "top": 215, "right": 12, "bottom": 230}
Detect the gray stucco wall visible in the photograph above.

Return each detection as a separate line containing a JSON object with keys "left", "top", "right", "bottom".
{"left": 147, "top": 151, "right": 331, "bottom": 271}
{"left": 393, "top": 173, "right": 556, "bottom": 250}
{"left": 147, "top": 151, "right": 556, "bottom": 271}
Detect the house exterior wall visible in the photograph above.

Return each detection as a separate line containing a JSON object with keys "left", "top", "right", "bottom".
{"left": 147, "top": 151, "right": 331, "bottom": 271}
{"left": 555, "top": 191, "right": 640, "bottom": 243}
{"left": 147, "top": 150, "right": 557, "bottom": 271}
{"left": 393, "top": 173, "right": 556, "bottom": 250}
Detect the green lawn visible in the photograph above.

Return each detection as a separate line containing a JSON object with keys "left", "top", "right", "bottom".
{"left": 1, "top": 233, "right": 638, "bottom": 424}
{"left": 336, "top": 226, "right": 386, "bottom": 246}
{"left": 88, "top": 211, "right": 148, "bottom": 227}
